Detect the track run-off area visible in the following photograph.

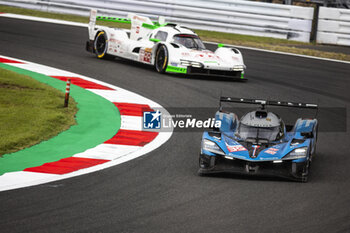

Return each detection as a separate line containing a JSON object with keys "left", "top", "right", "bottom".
{"left": 0, "top": 55, "right": 171, "bottom": 191}
{"left": 0, "top": 15, "right": 349, "bottom": 233}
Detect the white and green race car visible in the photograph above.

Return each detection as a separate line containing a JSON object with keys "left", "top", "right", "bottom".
{"left": 86, "top": 9, "right": 246, "bottom": 78}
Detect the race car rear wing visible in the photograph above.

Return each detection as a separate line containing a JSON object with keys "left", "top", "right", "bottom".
{"left": 219, "top": 97, "right": 318, "bottom": 109}
{"left": 88, "top": 9, "right": 166, "bottom": 41}
{"left": 88, "top": 9, "right": 97, "bottom": 40}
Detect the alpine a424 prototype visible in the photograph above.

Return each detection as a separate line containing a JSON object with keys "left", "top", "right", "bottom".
{"left": 86, "top": 9, "right": 246, "bottom": 78}
{"left": 199, "top": 97, "right": 319, "bottom": 182}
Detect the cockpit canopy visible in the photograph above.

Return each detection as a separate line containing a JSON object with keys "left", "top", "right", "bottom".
{"left": 173, "top": 34, "right": 205, "bottom": 50}
{"left": 238, "top": 111, "right": 285, "bottom": 142}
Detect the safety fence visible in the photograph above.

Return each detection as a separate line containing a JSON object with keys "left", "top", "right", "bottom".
{"left": 317, "top": 7, "right": 350, "bottom": 46}
{"left": 0, "top": 0, "right": 314, "bottom": 42}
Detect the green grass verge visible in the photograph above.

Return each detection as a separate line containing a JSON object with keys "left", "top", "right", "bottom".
{"left": 0, "top": 67, "right": 78, "bottom": 156}
{"left": 1, "top": 5, "right": 350, "bottom": 62}
{"left": 0, "top": 63, "right": 120, "bottom": 175}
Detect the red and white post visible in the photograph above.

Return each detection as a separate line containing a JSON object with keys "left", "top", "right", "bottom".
{"left": 64, "top": 78, "right": 71, "bottom": 107}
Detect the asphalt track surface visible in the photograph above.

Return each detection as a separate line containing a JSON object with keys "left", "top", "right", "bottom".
{"left": 1, "top": 18, "right": 350, "bottom": 233}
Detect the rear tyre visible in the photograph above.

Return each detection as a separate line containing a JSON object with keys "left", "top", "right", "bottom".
{"left": 155, "top": 44, "right": 168, "bottom": 73}
{"left": 299, "top": 160, "right": 310, "bottom": 183}
{"left": 94, "top": 31, "right": 113, "bottom": 60}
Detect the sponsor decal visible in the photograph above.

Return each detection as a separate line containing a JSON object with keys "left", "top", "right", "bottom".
{"left": 195, "top": 53, "right": 213, "bottom": 59}
{"left": 252, "top": 145, "right": 260, "bottom": 158}
{"left": 226, "top": 144, "right": 247, "bottom": 153}
{"left": 139, "top": 48, "right": 152, "bottom": 63}
{"left": 166, "top": 66, "right": 187, "bottom": 74}
{"left": 109, "top": 38, "right": 122, "bottom": 44}
{"left": 264, "top": 148, "right": 279, "bottom": 155}
{"left": 133, "top": 15, "right": 147, "bottom": 22}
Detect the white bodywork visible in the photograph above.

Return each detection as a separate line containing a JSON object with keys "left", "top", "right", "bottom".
{"left": 88, "top": 9, "right": 246, "bottom": 76}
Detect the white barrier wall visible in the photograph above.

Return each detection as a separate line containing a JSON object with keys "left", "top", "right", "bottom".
{"left": 317, "top": 7, "right": 350, "bottom": 46}
{"left": 1, "top": 0, "right": 314, "bottom": 42}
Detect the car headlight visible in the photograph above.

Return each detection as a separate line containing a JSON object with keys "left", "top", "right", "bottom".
{"left": 283, "top": 147, "right": 308, "bottom": 160}
{"left": 180, "top": 60, "right": 191, "bottom": 66}
{"left": 202, "top": 139, "right": 224, "bottom": 155}
{"left": 180, "top": 60, "right": 203, "bottom": 68}
{"left": 191, "top": 61, "right": 203, "bottom": 68}
{"left": 232, "top": 65, "right": 244, "bottom": 71}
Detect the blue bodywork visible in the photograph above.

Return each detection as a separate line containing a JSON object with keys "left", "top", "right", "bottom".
{"left": 201, "top": 111, "right": 318, "bottom": 164}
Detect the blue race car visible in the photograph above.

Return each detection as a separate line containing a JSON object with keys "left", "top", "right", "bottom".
{"left": 199, "top": 97, "right": 318, "bottom": 182}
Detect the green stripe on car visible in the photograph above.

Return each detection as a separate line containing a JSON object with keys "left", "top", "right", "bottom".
{"left": 166, "top": 66, "right": 187, "bottom": 74}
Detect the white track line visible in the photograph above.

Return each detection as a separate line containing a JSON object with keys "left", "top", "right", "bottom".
{"left": 0, "top": 13, "right": 88, "bottom": 27}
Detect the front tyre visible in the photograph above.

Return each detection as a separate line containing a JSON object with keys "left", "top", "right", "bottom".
{"left": 297, "top": 160, "right": 310, "bottom": 183}
{"left": 198, "top": 156, "right": 208, "bottom": 176}
{"left": 94, "top": 31, "right": 113, "bottom": 60}
{"left": 155, "top": 44, "right": 168, "bottom": 73}
{"left": 198, "top": 154, "right": 215, "bottom": 176}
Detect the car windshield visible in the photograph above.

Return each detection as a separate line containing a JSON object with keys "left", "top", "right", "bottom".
{"left": 173, "top": 34, "right": 205, "bottom": 50}
{"left": 238, "top": 123, "right": 280, "bottom": 142}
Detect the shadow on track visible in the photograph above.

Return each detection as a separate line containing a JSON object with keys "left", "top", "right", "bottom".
{"left": 167, "top": 73, "right": 248, "bottom": 83}
{"left": 197, "top": 172, "right": 307, "bottom": 183}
